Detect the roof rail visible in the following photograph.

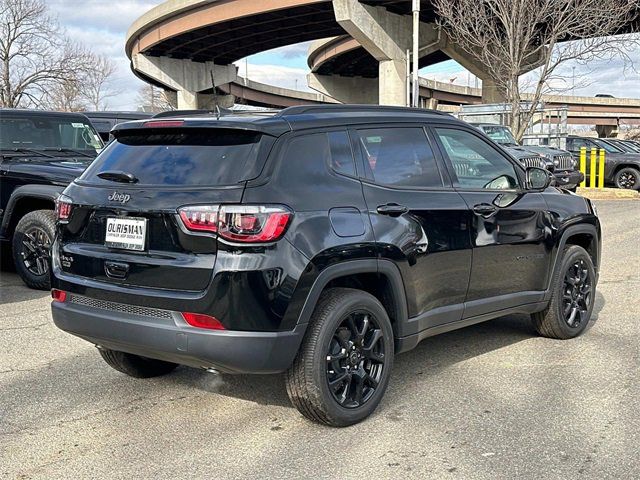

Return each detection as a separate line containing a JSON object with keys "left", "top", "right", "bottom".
{"left": 152, "top": 108, "right": 281, "bottom": 119}
{"left": 276, "top": 104, "right": 445, "bottom": 116}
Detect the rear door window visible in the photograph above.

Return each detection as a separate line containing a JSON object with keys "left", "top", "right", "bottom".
{"left": 354, "top": 127, "right": 443, "bottom": 188}
{"left": 79, "top": 129, "right": 267, "bottom": 186}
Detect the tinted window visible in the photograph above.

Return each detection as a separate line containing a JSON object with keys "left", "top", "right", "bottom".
{"left": 355, "top": 127, "right": 442, "bottom": 188}
{"left": 435, "top": 128, "right": 520, "bottom": 190}
{"left": 568, "top": 138, "right": 593, "bottom": 151}
{"left": 0, "top": 116, "right": 103, "bottom": 152}
{"left": 80, "top": 129, "right": 264, "bottom": 186}
{"left": 328, "top": 131, "right": 356, "bottom": 176}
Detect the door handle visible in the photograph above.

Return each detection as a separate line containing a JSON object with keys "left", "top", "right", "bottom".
{"left": 472, "top": 203, "right": 498, "bottom": 217}
{"left": 376, "top": 203, "right": 409, "bottom": 217}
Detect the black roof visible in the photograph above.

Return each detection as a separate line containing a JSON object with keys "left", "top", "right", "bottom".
{"left": 83, "top": 111, "right": 154, "bottom": 120}
{"left": 0, "top": 108, "right": 93, "bottom": 120}
{"left": 112, "top": 104, "right": 458, "bottom": 137}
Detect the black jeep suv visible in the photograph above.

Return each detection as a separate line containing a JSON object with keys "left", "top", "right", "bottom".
{"left": 51, "top": 106, "right": 601, "bottom": 426}
{"left": 1, "top": 109, "right": 103, "bottom": 289}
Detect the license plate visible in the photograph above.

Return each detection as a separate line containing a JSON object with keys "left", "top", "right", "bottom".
{"left": 105, "top": 217, "right": 147, "bottom": 251}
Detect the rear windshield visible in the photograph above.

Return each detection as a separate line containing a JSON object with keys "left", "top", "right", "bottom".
{"left": 0, "top": 115, "right": 103, "bottom": 152}
{"left": 79, "top": 129, "right": 266, "bottom": 186}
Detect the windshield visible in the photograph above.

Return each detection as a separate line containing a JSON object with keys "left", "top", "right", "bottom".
{"left": 480, "top": 126, "right": 518, "bottom": 146}
{"left": 0, "top": 115, "right": 103, "bottom": 153}
{"left": 79, "top": 128, "right": 266, "bottom": 186}
{"left": 592, "top": 139, "right": 622, "bottom": 154}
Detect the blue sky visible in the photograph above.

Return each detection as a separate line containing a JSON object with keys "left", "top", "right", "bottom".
{"left": 47, "top": 0, "right": 640, "bottom": 110}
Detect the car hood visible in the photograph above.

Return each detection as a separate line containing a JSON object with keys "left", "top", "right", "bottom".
{"left": 2, "top": 155, "right": 95, "bottom": 185}
{"left": 523, "top": 146, "right": 571, "bottom": 158}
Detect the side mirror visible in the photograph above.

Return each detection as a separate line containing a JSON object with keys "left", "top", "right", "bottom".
{"left": 526, "top": 167, "right": 552, "bottom": 190}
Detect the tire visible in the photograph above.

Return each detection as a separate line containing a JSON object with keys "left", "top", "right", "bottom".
{"left": 98, "top": 348, "right": 178, "bottom": 378}
{"left": 614, "top": 167, "right": 640, "bottom": 190}
{"left": 285, "top": 288, "right": 394, "bottom": 427}
{"left": 532, "top": 245, "right": 596, "bottom": 339}
{"left": 12, "top": 209, "right": 56, "bottom": 290}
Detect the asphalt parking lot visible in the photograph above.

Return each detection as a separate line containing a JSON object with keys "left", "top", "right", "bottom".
{"left": 1, "top": 200, "right": 638, "bottom": 480}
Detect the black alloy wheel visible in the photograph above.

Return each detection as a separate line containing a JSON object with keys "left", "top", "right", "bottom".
{"left": 326, "top": 311, "right": 386, "bottom": 408}
{"left": 12, "top": 210, "right": 57, "bottom": 290}
{"left": 615, "top": 167, "right": 640, "bottom": 190}
{"left": 561, "top": 259, "right": 592, "bottom": 328}
{"left": 20, "top": 225, "right": 52, "bottom": 276}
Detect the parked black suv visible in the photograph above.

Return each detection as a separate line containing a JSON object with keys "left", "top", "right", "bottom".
{"left": 566, "top": 136, "right": 640, "bottom": 190}
{"left": 51, "top": 106, "right": 601, "bottom": 426}
{"left": 472, "top": 123, "right": 582, "bottom": 191}
{"left": 0, "top": 109, "right": 102, "bottom": 288}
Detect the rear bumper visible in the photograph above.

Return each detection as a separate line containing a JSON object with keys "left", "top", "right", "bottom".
{"left": 51, "top": 298, "right": 306, "bottom": 374}
{"left": 553, "top": 170, "right": 583, "bottom": 188}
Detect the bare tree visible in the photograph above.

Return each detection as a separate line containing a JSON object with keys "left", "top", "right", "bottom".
{"left": 0, "top": 0, "right": 92, "bottom": 108}
{"left": 136, "top": 84, "right": 172, "bottom": 113}
{"left": 82, "top": 54, "right": 121, "bottom": 110}
{"left": 432, "top": 0, "right": 640, "bottom": 141}
{"left": 44, "top": 76, "right": 85, "bottom": 112}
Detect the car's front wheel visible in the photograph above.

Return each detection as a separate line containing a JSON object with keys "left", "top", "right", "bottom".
{"left": 614, "top": 167, "right": 640, "bottom": 190}
{"left": 285, "top": 288, "right": 394, "bottom": 427}
{"left": 12, "top": 209, "right": 56, "bottom": 290}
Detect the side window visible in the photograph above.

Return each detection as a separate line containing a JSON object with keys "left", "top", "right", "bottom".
{"left": 434, "top": 128, "right": 520, "bottom": 190}
{"left": 569, "top": 138, "right": 590, "bottom": 152}
{"left": 355, "top": 127, "right": 442, "bottom": 188}
{"left": 328, "top": 131, "right": 356, "bottom": 176}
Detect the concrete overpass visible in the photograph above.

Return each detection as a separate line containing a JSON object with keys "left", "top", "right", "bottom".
{"left": 126, "top": 0, "right": 640, "bottom": 134}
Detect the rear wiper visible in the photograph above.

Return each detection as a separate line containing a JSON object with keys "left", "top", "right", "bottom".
{"left": 97, "top": 170, "right": 139, "bottom": 183}
{"left": 2, "top": 147, "right": 56, "bottom": 158}
{"left": 43, "top": 147, "right": 93, "bottom": 158}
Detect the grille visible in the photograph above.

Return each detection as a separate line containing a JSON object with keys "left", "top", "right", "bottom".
{"left": 69, "top": 294, "right": 173, "bottom": 319}
{"left": 520, "top": 157, "right": 545, "bottom": 169}
{"left": 554, "top": 155, "right": 574, "bottom": 170}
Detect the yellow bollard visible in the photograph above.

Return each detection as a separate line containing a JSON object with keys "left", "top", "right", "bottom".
{"left": 579, "top": 147, "right": 587, "bottom": 188}
{"left": 598, "top": 149, "right": 605, "bottom": 189}
{"left": 589, "top": 148, "right": 597, "bottom": 189}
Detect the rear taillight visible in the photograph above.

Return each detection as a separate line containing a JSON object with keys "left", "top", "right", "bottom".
{"left": 181, "top": 312, "right": 225, "bottom": 330}
{"left": 178, "top": 205, "right": 219, "bottom": 233}
{"left": 55, "top": 194, "right": 73, "bottom": 222}
{"left": 178, "top": 205, "right": 292, "bottom": 243}
{"left": 51, "top": 289, "right": 67, "bottom": 302}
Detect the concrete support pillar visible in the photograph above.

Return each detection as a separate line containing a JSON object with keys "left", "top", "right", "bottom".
{"left": 308, "top": 73, "right": 377, "bottom": 104}
{"left": 379, "top": 59, "right": 406, "bottom": 106}
{"left": 424, "top": 97, "right": 438, "bottom": 110}
{"left": 480, "top": 78, "right": 507, "bottom": 104}
{"left": 132, "top": 53, "right": 237, "bottom": 109}
{"left": 596, "top": 125, "right": 617, "bottom": 138}
{"left": 333, "top": 0, "right": 415, "bottom": 105}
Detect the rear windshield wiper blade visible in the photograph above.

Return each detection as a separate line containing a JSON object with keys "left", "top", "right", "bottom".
{"left": 97, "top": 170, "right": 139, "bottom": 183}
{"left": 1, "top": 147, "right": 56, "bottom": 158}
{"left": 43, "top": 147, "right": 93, "bottom": 158}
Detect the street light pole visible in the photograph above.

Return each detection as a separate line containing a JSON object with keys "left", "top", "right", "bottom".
{"left": 412, "top": 0, "right": 420, "bottom": 107}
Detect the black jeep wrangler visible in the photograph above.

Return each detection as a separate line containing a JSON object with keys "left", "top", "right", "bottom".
{"left": 0, "top": 109, "right": 102, "bottom": 289}
{"left": 51, "top": 106, "right": 601, "bottom": 426}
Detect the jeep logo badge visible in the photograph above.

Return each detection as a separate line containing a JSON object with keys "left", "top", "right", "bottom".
{"left": 108, "top": 191, "right": 130, "bottom": 204}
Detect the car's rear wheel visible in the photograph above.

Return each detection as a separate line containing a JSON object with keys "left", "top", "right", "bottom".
{"left": 614, "top": 167, "right": 640, "bottom": 190}
{"left": 98, "top": 348, "right": 179, "bottom": 378}
{"left": 12, "top": 210, "right": 56, "bottom": 290}
{"left": 532, "top": 245, "right": 596, "bottom": 339}
{"left": 285, "top": 288, "right": 394, "bottom": 427}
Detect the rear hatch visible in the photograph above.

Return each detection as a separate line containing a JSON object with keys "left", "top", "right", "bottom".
{"left": 57, "top": 125, "right": 272, "bottom": 291}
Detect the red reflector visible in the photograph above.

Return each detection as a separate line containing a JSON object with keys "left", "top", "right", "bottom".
{"left": 182, "top": 312, "right": 225, "bottom": 330}
{"left": 142, "top": 120, "right": 184, "bottom": 128}
{"left": 51, "top": 289, "right": 67, "bottom": 302}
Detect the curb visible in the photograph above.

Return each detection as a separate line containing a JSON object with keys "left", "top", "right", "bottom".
{"left": 576, "top": 187, "right": 640, "bottom": 200}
